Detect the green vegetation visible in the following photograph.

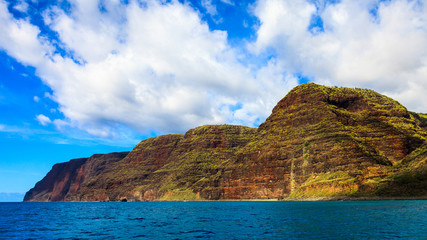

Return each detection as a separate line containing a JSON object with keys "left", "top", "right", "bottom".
{"left": 288, "top": 171, "right": 358, "bottom": 198}
{"left": 159, "top": 189, "right": 203, "bottom": 201}
{"left": 25, "top": 83, "right": 427, "bottom": 201}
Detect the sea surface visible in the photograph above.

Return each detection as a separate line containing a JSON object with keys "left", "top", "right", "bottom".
{"left": 0, "top": 200, "right": 426, "bottom": 239}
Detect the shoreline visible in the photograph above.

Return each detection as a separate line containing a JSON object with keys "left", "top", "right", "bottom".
{"left": 281, "top": 196, "right": 427, "bottom": 201}
{"left": 21, "top": 196, "right": 427, "bottom": 203}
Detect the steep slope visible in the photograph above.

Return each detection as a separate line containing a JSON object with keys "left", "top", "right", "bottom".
{"left": 70, "top": 125, "right": 255, "bottom": 201}
{"left": 223, "top": 84, "right": 426, "bottom": 199}
{"left": 75, "top": 134, "right": 185, "bottom": 201}
{"left": 24, "top": 158, "right": 88, "bottom": 202}
{"left": 150, "top": 125, "right": 256, "bottom": 200}
{"left": 374, "top": 142, "right": 427, "bottom": 197}
{"left": 24, "top": 152, "right": 129, "bottom": 202}
{"left": 25, "top": 84, "right": 427, "bottom": 201}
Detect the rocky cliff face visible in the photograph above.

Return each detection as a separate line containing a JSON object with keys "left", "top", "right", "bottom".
{"left": 24, "top": 152, "right": 129, "bottom": 202}
{"left": 25, "top": 84, "right": 427, "bottom": 201}
{"left": 228, "top": 84, "right": 426, "bottom": 199}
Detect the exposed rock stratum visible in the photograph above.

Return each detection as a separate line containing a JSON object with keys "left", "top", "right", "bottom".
{"left": 24, "top": 84, "right": 427, "bottom": 201}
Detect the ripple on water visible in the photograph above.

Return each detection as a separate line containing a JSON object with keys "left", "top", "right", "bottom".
{"left": 0, "top": 201, "right": 426, "bottom": 239}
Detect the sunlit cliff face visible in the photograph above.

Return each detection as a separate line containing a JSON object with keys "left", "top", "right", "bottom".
{"left": 25, "top": 84, "right": 427, "bottom": 202}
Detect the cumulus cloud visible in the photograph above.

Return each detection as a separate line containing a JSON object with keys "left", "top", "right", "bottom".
{"left": 36, "top": 114, "right": 52, "bottom": 126}
{"left": 0, "top": 0, "right": 295, "bottom": 138}
{"left": 3, "top": 0, "right": 426, "bottom": 142}
{"left": 13, "top": 0, "right": 28, "bottom": 13}
{"left": 0, "top": 1, "right": 52, "bottom": 65}
{"left": 252, "top": 0, "right": 427, "bottom": 113}
{"left": 202, "top": 0, "right": 218, "bottom": 16}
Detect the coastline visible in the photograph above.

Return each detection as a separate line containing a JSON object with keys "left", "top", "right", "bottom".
{"left": 21, "top": 196, "right": 427, "bottom": 203}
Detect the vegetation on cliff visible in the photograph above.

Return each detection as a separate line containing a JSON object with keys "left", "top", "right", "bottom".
{"left": 25, "top": 84, "right": 427, "bottom": 201}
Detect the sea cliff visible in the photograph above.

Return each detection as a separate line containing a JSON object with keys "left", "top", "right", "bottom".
{"left": 24, "top": 84, "right": 427, "bottom": 201}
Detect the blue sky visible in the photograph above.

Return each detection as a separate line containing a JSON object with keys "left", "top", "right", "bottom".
{"left": 1, "top": 0, "right": 427, "bottom": 196}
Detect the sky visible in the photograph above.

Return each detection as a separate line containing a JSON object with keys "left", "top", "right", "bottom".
{"left": 1, "top": 0, "right": 427, "bottom": 197}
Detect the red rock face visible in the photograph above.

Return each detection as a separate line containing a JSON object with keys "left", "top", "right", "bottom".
{"left": 75, "top": 134, "right": 184, "bottom": 201}
{"left": 24, "top": 158, "right": 88, "bottom": 201}
{"left": 25, "top": 84, "right": 427, "bottom": 201}
{"left": 223, "top": 84, "right": 425, "bottom": 199}
{"left": 24, "top": 153, "right": 128, "bottom": 202}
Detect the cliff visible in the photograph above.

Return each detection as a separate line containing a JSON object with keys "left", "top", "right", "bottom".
{"left": 25, "top": 84, "right": 427, "bottom": 201}
{"left": 24, "top": 152, "right": 129, "bottom": 201}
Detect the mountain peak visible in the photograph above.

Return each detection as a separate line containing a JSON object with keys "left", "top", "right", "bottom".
{"left": 272, "top": 83, "right": 408, "bottom": 117}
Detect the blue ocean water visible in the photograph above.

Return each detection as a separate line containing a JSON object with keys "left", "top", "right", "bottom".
{"left": 0, "top": 201, "right": 426, "bottom": 239}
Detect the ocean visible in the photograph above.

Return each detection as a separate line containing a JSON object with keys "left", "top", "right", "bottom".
{"left": 0, "top": 200, "right": 426, "bottom": 239}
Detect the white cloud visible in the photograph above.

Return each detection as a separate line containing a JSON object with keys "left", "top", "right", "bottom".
{"left": 6, "top": 0, "right": 426, "bottom": 143}
{"left": 220, "top": 0, "right": 234, "bottom": 5}
{"left": 0, "top": 0, "right": 294, "bottom": 139}
{"left": 52, "top": 119, "right": 68, "bottom": 130}
{"left": 201, "top": 0, "right": 223, "bottom": 24}
{"left": 36, "top": 114, "right": 52, "bottom": 126}
{"left": 13, "top": 1, "right": 29, "bottom": 13}
{"left": 202, "top": 0, "right": 218, "bottom": 16}
{"left": 0, "top": 1, "right": 52, "bottom": 65}
{"left": 252, "top": 0, "right": 427, "bottom": 113}
{"left": 33, "top": 96, "right": 40, "bottom": 102}
{"left": 0, "top": 124, "right": 20, "bottom": 133}
{"left": 0, "top": 123, "right": 42, "bottom": 135}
